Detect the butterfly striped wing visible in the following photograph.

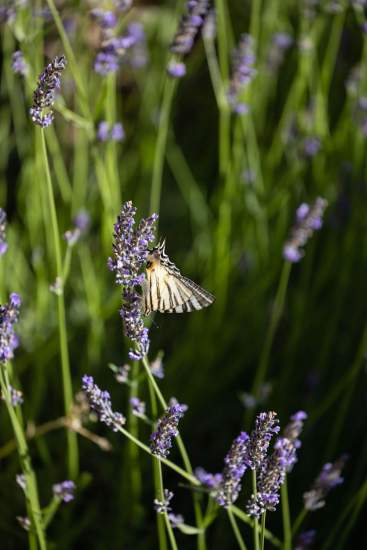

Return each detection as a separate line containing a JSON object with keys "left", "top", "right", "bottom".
{"left": 143, "top": 250, "right": 215, "bottom": 315}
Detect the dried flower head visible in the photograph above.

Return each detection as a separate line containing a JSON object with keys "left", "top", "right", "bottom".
{"left": 214, "top": 432, "right": 249, "bottom": 507}
{"left": 0, "top": 208, "right": 8, "bottom": 255}
{"left": 154, "top": 489, "right": 174, "bottom": 513}
{"left": 283, "top": 198, "right": 328, "bottom": 262}
{"left": 150, "top": 402, "right": 186, "bottom": 458}
{"left": 228, "top": 34, "right": 256, "bottom": 114}
{"left": 53, "top": 480, "right": 76, "bottom": 503}
{"left": 108, "top": 201, "right": 158, "bottom": 360}
{"left": 303, "top": 455, "right": 347, "bottom": 510}
{"left": 170, "top": 0, "right": 209, "bottom": 55}
{"left": 0, "top": 293, "right": 21, "bottom": 364}
{"left": 17, "top": 516, "right": 31, "bottom": 531}
{"left": 16, "top": 473, "right": 26, "bottom": 491}
{"left": 82, "top": 375, "right": 126, "bottom": 431}
{"left": 29, "top": 55, "right": 67, "bottom": 128}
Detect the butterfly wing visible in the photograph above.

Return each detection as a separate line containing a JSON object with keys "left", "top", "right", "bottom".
{"left": 143, "top": 263, "right": 215, "bottom": 315}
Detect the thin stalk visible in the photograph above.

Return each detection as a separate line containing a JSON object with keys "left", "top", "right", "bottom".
{"left": 248, "top": 261, "right": 291, "bottom": 423}
{"left": 260, "top": 513, "right": 266, "bottom": 550}
{"left": 228, "top": 508, "right": 248, "bottom": 550}
{"left": 40, "top": 130, "right": 78, "bottom": 479}
{"left": 231, "top": 506, "right": 281, "bottom": 547}
{"left": 157, "top": 460, "right": 179, "bottom": 550}
{"left": 252, "top": 470, "right": 260, "bottom": 550}
{"left": 148, "top": 370, "right": 168, "bottom": 550}
{"left": 292, "top": 508, "right": 307, "bottom": 536}
{"left": 281, "top": 478, "right": 291, "bottom": 550}
{"left": 43, "top": 496, "right": 61, "bottom": 529}
{"left": 142, "top": 357, "right": 206, "bottom": 550}
{"left": 0, "top": 369, "right": 46, "bottom": 550}
{"left": 150, "top": 77, "right": 178, "bottom": 215}
{"left": 127, "top": 362, "right": 143, "bottom": 522}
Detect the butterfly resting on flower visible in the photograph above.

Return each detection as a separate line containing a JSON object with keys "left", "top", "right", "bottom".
{"left": 142, "top": 240, "right": 215, "bottom": 314}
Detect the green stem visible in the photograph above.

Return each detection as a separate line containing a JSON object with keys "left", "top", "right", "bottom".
{"left": 231, "top": 506, "right": 281, "bottom": 547}
{"left": 157, "top": 460, "right": 179, "bottom": 550}
{"left": 43, "top": 496, "right": 61, "bottom": 529}
{"left": 40, "top": 130, "right": 78, "bottom": 479}
{"left": 142, "top": 357, "right": 206, "bottom": 550}
{"left": 0, "top": 369, "right": 47, "bottom": 550}
{"left": 292, "top": 508, "right": 307, "bottom": 536}
{"left": 228, "top": 508, "right": 248, "bottom": 550}
{"left": 250, "top": 261, "right": 291, "bottom": 408}
{"left": 252, "top": 470, "right": 260, "bottom": 550}
{"left": 281, "top": 478, "right": 291, "bottom": 550}
{"left": 260, "top": 513, "right": 266, "bottom": 550}
{"left": 150, "top": 77, "right": 177, "bottom": 215}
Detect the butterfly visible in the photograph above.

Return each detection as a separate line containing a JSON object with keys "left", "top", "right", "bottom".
{"left": 142, "top": 240, "right": 215, "bottom": 315}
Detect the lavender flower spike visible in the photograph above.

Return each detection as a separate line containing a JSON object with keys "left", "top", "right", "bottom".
{"left": 53, "top": 480, "right": 75, "bottom": 503}
{"left": 108, "top": 201, "right": 158, "bottom": 360}
{"left": 150, "top": 401, "right": 186, "bottom": 458}
{"left": 214, "top": 432, "right": 249, "bottom": 507}
{"left": 228, "top": 34, "right": 257, "bottom": 114}
{"left": 303, "top": 455, "right": 347, "bottom": 511}
{"left": 29, "top": 55, "right": 67, "bottom": 128}
{"left": 282, "top": 410, "right": 307, "bottom": 471}
{"left": 283, "top": 197, "right": 328, "bottom": 262}
{"left": 0, "top": 293, "right": 21, "bottom": 364}
{"left": 170, "top": 0, "right": 209, "bottom": 55}
{"left": 245, "top": 411, "right": 280, "bottom": 470}
{"left": 82, "top": 375, "right": 126, "bottom": 431}
{"left": 246, "top": 436, "right": 293, "bottom": 518}
{"left": 0, "top": 208, "right": 8, "bottom": 255}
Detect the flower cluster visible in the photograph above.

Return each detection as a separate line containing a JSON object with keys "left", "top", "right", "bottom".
{"left": 244, "top": 411, "right": 280, "bottom": 470}
{"left": 97, "top": 121, "right": 125, "bottom": 142}
{"left": 82, "top": 375, "right": 126, "bottom": 431}
{"left": 108, "top": 201, "right": 158, "bottom": 359}
{"left": 29, "top": 55, "right": 67, "bottom": 128}
{"left": 283, "top": 197, "right": 328, "bottom": 262}
{"left": 130, "top": 396, "right": 146, "bottom": 417}
{"left": 246, "top": 437, "right": 296, "bottom": 517}
{"left": 9, "top": 385, "right": 24, "bottom": 406}
{"left": 154, "top": 489, "right": 174, "bottom": 513}
{"left": 214, "top": 432, "right": 249, "bottom": 507}
{"left": 12, "top": 50, "right": 28, "bottom": 76}
{"left": 0, "top": 293, "right": 21, "bottom": 364}
{"left": 150, "top": 402, "right": 186, "bottom": 458}
{"left": 195, "top": 467, "right": 223, "bottom": 489}
{"left": 282, "top": 410, "right": 307, "bottom": 472}
{"left": 170, "top": 0, "right": 209, "bottom": 55}
{"left": 228, "top": 34, "right": 256, "bottom": 114}
{"left": 52, "top": 480, "right": 76, "bottom": 503}
{"left": 94, "top": 20, "right": 145, "bottom": 75}
{"left": 0, "top": 208, "right": 7, "bottom": 255}
{"left": 303, "top": 455, "right": 347, "bottom": 510}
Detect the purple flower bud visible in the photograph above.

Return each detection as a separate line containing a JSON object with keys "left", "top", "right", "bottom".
{"left": 12, "top": 51, "right": 29, "bottom": 76}
{"left": 167, "top": 61, "right": 186, "bottom": 79}
{"left": 53, "top": 480, "right": 76, "bottom": 503}
{"left": 111, "top": 122, "right": 125, "bottom": 141}
{"left": 82, "top": 375, "right": 126, "bottom": 431}
{"left": 0, "top": 293, "right": 21, "bottom": 364}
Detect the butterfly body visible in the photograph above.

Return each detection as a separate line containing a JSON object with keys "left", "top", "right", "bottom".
{"left": 143, "top": 241, "right": 215, "bottom": 315}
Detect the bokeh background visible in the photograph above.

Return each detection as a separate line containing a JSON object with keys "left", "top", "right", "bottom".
{"left": 1, "top": 0, "right": 367, "bottom": 548}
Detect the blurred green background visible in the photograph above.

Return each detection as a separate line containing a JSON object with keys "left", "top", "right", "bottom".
{"left": 1, "top": 0, "right": 367, "bottom": 548}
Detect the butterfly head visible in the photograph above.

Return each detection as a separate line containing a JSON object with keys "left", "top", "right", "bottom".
{"left": 146, "top": 239, "right": 166, "bottom": 271}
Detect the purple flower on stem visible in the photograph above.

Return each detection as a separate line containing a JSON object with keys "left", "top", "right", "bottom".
{"left": 52, "top": 480, "right": 75, "bottom": 503}
{"left": 244, "top": 411, "right": 280, "bottom": 470}
{"left": 127, "top": 23, "right": 148, "bottom": 68}
{"left": 283, "top": 197, "right": 328, "bottom": 262}
{"left": 12, "top": 51, "right": 28, "bottom": 76}
{"left": 303, "top": 455, "right": 347, "bottom": 510}
{"left": 130, "top": 396, "right": 146, "bottom": 417}
{"left": 0, "top": 293, "right": 21, "bottom": 364}
{"left": 90, "top": 9, "right": 117, "bottom": 29}
{"left": 97, "top": 121, "right": 125, "bottom": 142}
{"left": 97, "top": 121, "right": 110, "bottom": 141}
{"left": 167, "top": 60, "right": 187, "bottom": 79}
{"left": 214, "top": 432, "right": 249, "bottom": 507}
{"left": 195, "top": 467, "right": 223, "bottom": 489}
{"left": 246, "top": 436, "right": 294, "bottom": 518}
{"left": 150, "top": 402, "right": 186, "bottom": 458}
{"left": 0, "top": 208, "right": 8, "bottom": 255}
{"left": 228, "top": 34, "right": 256, "bottom": 113}
{"left": 82, "top": 375, "right": 126, "bottom": 431}
{"left": 111, "top": 123, "right": 125, "bottom": 141}
{"left": 29, "top": 55, "right": 67, "bottom": 128}
{"left": 168, "top": 513, "right": 184, "bottom": 528}
{"left": 170, "top": 0, "right": 209, "bottom": 55}
{"left": 73, "top": 209, "right": 90, "bottom": 232}
{"left": 150, "top": 355, "right": 165, "bottom": 379}
{"left": 94, "top": 50, "right": 119, "bottom": 75}
{"left": 303, "top": 136, "right": 321, "bottom": 157}
{"left": 10, "top": 385, "right": 24, "bottom": 406}
{"left": 64, "top": 228, "right": 81, "bottom": 247}
{"left": 108, "top": 201, "right": 158, "bottom": 359}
